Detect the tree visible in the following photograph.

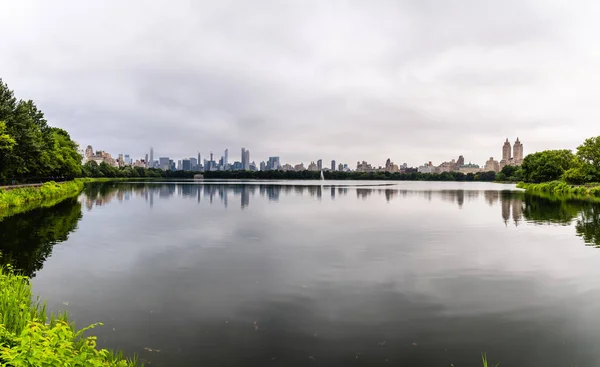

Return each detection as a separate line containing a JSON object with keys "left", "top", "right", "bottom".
{"left": 577, "top": 136, "right": 600, "bottom": 169}
{"left": 0, "top": 121, "right": 15, "bottom": 153}
{"left": 521, "top": 150, "right": 576, "bottom": 183}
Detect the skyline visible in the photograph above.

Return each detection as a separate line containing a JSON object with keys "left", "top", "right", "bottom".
{"left": 85, "top": 137, "right": 527, "bottom": 170}
{"left": 1, "top": 1, "right": 599, "bottom": 165}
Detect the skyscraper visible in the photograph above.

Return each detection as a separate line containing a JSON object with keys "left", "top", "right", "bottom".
{"left": 198, "top": 153, "right": 201, "bottom": 169}
{"left": 331, "top": 160, "right": 336, "bottom": 170}
{"left": 149, "top": 147, "right": 154, "bottom": 168}
{"left": 244, "top": 149, "right": 250, "bottom": 170}
{"left": 159, "top": 157, "right": 170, "bottom": 170}
{"left": 182, "top": 159, "right": 191, "bottom": 171}
{"left": 190, "top": 157, "right": 198, "bottom": 170}
{"left": 513, "top": 138, "right": 523, "bottom": 164}
{"left": 502, "top": 139, "right": 511, "bottom": 162}
{"left": 224, "top": 149, "right": 228, "bottom": 169}
{"left": 317, "top": 159, "right": 322, "bottom": 171}
{"left": 241, "top": 148, "right": 247, "bottom": 170}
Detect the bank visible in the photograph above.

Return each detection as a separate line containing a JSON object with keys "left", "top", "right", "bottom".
{"left": 517, "top": 181, "right": 600, "bottom": 199}
{"left": 0, "top": 180, "right": 85, "bottom": 220}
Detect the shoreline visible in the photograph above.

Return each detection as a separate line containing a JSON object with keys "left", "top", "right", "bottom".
{"left": 517, "top": 181, "right": 600, "bottom": 200}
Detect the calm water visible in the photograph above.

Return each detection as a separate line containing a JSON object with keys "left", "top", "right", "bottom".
{"left": 2, "top": 181, "right": 600, "bottom": 366}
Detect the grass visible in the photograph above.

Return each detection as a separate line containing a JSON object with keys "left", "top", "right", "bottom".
{"left": 482, "top": 353, "right": 500, "bottom": 367}
{"left": 0, "top": 265, "right": 140, "bottom": 366}
{"left": 0, "top": 180, "right": 85, "bottom": 220}
{"left": 517, "top": 180, "right": 600, "bottom": 200}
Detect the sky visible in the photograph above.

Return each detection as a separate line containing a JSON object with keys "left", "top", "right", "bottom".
{"left": 1, "top": 0, "right": 599, "bottom": 167}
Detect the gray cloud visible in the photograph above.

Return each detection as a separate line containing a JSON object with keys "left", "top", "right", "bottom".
{"left": 1, "top": 0, "right": 599, "bottom": 166}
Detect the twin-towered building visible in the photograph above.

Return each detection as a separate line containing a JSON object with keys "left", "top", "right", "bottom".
{"left": 486, "top": 138, "right": 524, "bottom": 172}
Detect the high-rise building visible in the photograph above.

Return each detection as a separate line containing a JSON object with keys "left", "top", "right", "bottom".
{"left": 242, "top": 149, "right": 250, "bottom": 170}
{"left": 149, "top": 147, "right": 154, "bottom": 169}
{"left": 198, "top": 153, "right": 201, "bottom": 168}
{"left": 317, "top": 159, "right": 322, "bottom": 171}
{"left": 145, "top": 153, "right": 149, "bottom": 167}
{"left": 457, "top": 155, "right": 465, "bottom": 166}
{"left": 331, "top": 160, "right": 336, "bottom": 171}
{"left": 338, "top": 163, "right": 343, "bottom": 171}
{"left": 260, "top": 161, "right": 266, "bottom": 171}
{"left": 513, "top": 138, "right": 523, "bottom": 164}
{"left": 307, "top": 161, "right": 318, "bottom": 171}
{"left": 224, "top": 149, "right": 228, "bottom": 169}
{"left": 266, "top": 157, "right": 280, "bottom": 170}
{"left": 241, "top": 148, "right": 247, "bottom": 170}
{"left": 85, "top": 145, "right": 94, "bottom": 159}
{"left": 182, "top": 159, "right": 191, "bottom": 171}
{"left": 502, "top": 139, "right": 511, "bottom": 162}
{"left": 159, "top": 157, "right": 170, "bottom": 170}
{"left": 177, "top": 160, "right": 182, "bottom": 170}
{"left": 190, "top": 157, "right": 198, "bottom": 170}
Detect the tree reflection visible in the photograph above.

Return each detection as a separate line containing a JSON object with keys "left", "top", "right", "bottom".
{"left": 0, "top": 197, "right": 82, "bottom": 277}
{"left": 575, "top": 205, "right": 600, "bottom": 247}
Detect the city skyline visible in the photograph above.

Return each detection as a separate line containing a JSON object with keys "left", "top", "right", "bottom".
{"left": 1, "top": 1, "right": 598, "bottom": 167}
{"left": 84, "top": 136, "right": 522, "bottom": 174}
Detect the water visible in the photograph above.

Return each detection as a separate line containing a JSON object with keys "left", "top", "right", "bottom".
{"left": 2, "top": 181, "right": 600, "bottom": 366}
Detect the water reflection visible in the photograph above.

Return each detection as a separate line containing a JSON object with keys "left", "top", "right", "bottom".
{"left": 0, "top": 197, "right": 82, "bottom": 277}
{"left": 2, "top": 183, "right": 600, "bottom": 279}
{"left": 81, "top": 183, "right": 600, "bottom": 248}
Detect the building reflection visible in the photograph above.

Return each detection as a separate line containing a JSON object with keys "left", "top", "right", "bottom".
{"left": 82, "top": 183, "right": 600, "bottom": 238}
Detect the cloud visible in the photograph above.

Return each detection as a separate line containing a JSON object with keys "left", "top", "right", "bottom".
{"left": 1, "top": 0, "right": 599, "bottom": 166}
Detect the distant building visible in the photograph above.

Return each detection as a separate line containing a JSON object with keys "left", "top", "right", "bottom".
{"left": 385, "top": 158, "right": 399, "bottom": 173}
{"left": 338, "top": 163, "right": 343, "bottom": 171}
{"left": 294, "top": 163, "right": 305, "bottom": 171}
{"left": 418, "top": 162, "right": 438, "bottom": 174}
{"left": 456, "top": 155, "right": 465, "bottom": 166}
{"left": 159, "top": 157, "right": 170, "bottom": 170}
{"left": 267, "top": 156, "right": 280, "bottom": 170}
{"left": 190, "top": 157, "right": 198, "bottom": 170}
{"left": 500, "top": 138, "right": 524, "bottom": 169}
{"left": 331, "top": 160, "right": 336, "bottom": 171}
{"left": 260, "top": 161, "right": 266, "bottom": 171}
{"left": 281, "top": 163, "right": 294, "bottom": 171}
{"left": 249, "top": 161, "right": 257, "bottom": 171}
{"left": 223, "top": 149, "right": 229, "bottom": 169}
{"left": 307, "top": 161, "right": 319, "bottom": 171}
{"left": 317, "top": 159, "right": 322, "bottom": 171}
{"left": 182, "top": 159, "right": 191, "bottom": 171}
{"left": 356, "top": 161, "right": 373, "bottom": 172}
{"left": 149, "top": 147, "right": 154, "bottom": 169}
{"left": 484, "top": 157, "right": 500, "bottom": 172}
{"left": 438, "top": 159, "right": 456, "bottom": 172}
{"left": 177, "top": 160, "right": 182, "bottom": 170}
{"left": 457, "top": 163, "right": 481, "bottom": 174}
{"left": 232, "top": 161, "right": 243, "bottom": 170}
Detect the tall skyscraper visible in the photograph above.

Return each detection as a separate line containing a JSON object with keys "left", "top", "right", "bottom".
{"left": 159, "top": 157, "right": 170, "bottom": 170}
{"left": 190, "top": 157, "right": 198, "bottom": 170}
{"left": 513, "top": 138, "right": 523, "bottom": 163}
{"left": 244, "top": 149, "right": 250, "bottom": 170}
{"left": 198, "top": 153, "right": 201, "bottom": 169}
{"left": 182, "top": 159, "right": 191, "bottom": 171}
{"left": 145, "top": 153, "right": 149, "bottom": 166}
{"left": 331, "top": 160, "right": 336, "bottom": 170}
{"left": 224, "top": 149, "right": 228, "bottom": 168}
{"left": 317, "top": 159, "right": 322, "bottom": 171}
{"left": 241, "top": 148, "right": 247, "bottom": 170}
{"left": 502, "top": 139, "right": 511, "bottom": 162}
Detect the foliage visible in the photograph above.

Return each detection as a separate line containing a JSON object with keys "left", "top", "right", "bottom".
{"left": 0, "top": 267, "right": 140, "bottom": 366}
{"left": 0, "top": 180, "right": 84, "bottom": 212}
{"left": 0, "top": 80, "right": 82, "bottom": 183}
{"left": 520, "top": 150, "right": 576, "bottom": 183}
{"left": 517, "top": 181, "right": 600, "bottom": 198}
{"left": 481, "top": 353, "right": 500, "bottom": 367}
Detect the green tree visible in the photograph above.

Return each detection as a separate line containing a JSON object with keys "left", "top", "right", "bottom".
{"left": 521, "top": 150, "right": 576, "bottom": 183}
{"left": 0, "top": 120, "right": 15, "bottom": 153}
{"left": 576, "top": 136, "right": 600, "bottom": 181}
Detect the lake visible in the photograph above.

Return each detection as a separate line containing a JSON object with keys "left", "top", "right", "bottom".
{"left": 2, "top": 181, "right": 600, "bottom": 366}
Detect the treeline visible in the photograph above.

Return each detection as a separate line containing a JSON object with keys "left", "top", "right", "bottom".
{"left": 0, "top": 80, "right": 82, "bottom": 184}
{"left": 520, "top": 136, "right": 600, "bottom": 184}
{"left": 80, "top": 161, "right": 499, "bottom": 181}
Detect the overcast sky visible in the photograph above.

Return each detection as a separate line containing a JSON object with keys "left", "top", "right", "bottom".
{"left": 1, "top": 0, "right": 599, "bottom": 166}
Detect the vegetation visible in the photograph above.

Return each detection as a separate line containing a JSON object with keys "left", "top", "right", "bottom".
{"left": 494, "top": 165, "right": 523, "bottom": 182}
{"left": 0, "top": 180, "right": 84, "bottom": 218}
{"left": 0, "top": 266, "right": 140, "bottom": 366}
{"left": 0, "top": 79, "right": 82, "bottom": 184}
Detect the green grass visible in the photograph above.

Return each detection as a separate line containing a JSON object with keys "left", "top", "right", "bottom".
{"left": 0, "top": 180, "right": 85, "bottom": 220}
{"left": 0, "top": 265, "right": 140, "bottom": 366}
{"left": 481, "top": 353, "right": 500, "bottom": 367}
{"left": 517, "top": 180, "right": 600, "bottom": 200}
